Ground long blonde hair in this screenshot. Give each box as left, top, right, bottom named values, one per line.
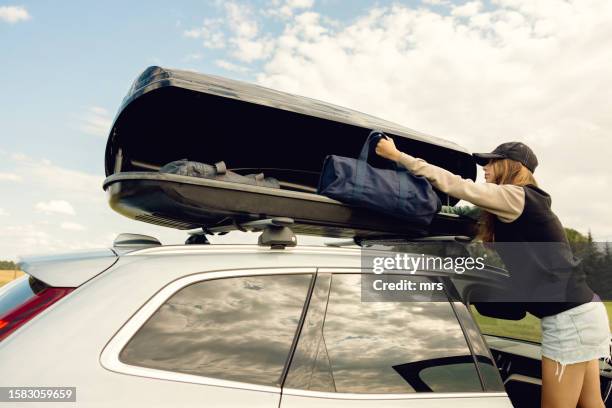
left=477, top=159, right=538, bottom=242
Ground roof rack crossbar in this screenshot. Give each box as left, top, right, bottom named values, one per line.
left=324, top=235, right=473, bottom=248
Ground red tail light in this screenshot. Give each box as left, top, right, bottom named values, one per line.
left=0, top=286, right=74, bottom=342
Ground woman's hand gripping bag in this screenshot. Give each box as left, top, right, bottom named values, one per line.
left=317, top=130, right=442, bottom=227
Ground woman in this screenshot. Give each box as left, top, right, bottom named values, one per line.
left=375, top=137, right=611, bottom=408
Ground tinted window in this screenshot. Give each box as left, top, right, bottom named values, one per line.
left=286, top=274, right=482, bottom=393
left=120, top=274, right=312, bottom=386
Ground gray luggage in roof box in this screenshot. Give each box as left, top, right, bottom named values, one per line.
left=103, top=66, right=478, bottom=239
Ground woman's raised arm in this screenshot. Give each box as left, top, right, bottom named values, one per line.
left=396, top=151, right=525, bottom=222
left=374, top=135, right=525, bottom=222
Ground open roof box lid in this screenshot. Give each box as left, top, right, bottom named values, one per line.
left=103, top=66, right=478, bottom=240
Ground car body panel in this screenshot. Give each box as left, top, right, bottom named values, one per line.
left=280, top=391, right=513, bottom=408
left=16, top=248, right=118, bottom=287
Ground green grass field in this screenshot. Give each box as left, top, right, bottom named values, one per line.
left=472, top=303, right=612, bottom=343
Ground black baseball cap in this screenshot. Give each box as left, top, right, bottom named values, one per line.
left=472, top=142, right=538, bottom=173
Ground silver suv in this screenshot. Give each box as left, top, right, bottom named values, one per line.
left=1, top=237, right=518, bottom=407
left=5, top=233, right=610, bottom=407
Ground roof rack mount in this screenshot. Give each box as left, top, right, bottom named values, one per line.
left=189, top=217, right=297, bottom=249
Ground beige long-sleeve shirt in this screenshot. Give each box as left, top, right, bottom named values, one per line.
left=396, top=152, right=526, bottom=223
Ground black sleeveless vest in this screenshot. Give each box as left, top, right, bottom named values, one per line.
left=492, top=184, right=594, bottom=318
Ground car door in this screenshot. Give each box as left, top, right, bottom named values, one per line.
left=100, top=267, right=315, bottom=408
left=280, top=269, right=513, bottom=408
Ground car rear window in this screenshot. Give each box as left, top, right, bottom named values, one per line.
left=119, top=274, right=312, bottom=387
left=0, top=275, right=48, bottom=317
left=285, top=273, right=483, bottom=394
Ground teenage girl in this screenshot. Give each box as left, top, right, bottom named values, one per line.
left=375, top=136, right=611, bottom=408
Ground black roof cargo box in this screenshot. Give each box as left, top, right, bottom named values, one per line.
left=103, top=66, right=478, bottom=239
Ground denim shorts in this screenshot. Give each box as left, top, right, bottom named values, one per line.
left=541, top=294, right=612, bottom=381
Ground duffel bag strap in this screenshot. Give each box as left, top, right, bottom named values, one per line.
left=353, top=130, right=388, bottom=201
left=214, top=161, right=227, bottom=175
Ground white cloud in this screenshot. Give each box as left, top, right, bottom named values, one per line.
left=183, top=18, right=226, bottom=49
left=89, top=106, right=108, bottom=115
left=183, top=53, right=203, bottom=62
left=0, top=6, right=30, bottom=23
left=80, top=106, right=112, bottom=137
left=2, top=225, right=51, bottom=250
left=11, top=153, right=27, bottom=161
left=246, top=0, right=612, bottom=239
left=60, top=222, right=86, bottom=231
left=215, top=59, right=251, bottom=73
left=35, top=200, right=76, bottom=216
left=13, top=154, right=104, bottom=201
left=230, top=37, right=275, bottom=62
left=1, top=224, right=107, bottom=260
left=422, top=0, right=450, bottom=5
left=225, top=2, right=259, bottom=39
left=225, top=2, right=275, bottom=62
left=451, top=1, right=482, bottom=17
left=184, top=2, right=274, bottom=62
left=288, top=0, right=313, bottom=8
left=267, top=0, right=315, bottom=19
left=0, top=153, right=190, bottom=260
left=0, top=172, right=22, bottom=182
left=184, top=29, right=200, bottom=38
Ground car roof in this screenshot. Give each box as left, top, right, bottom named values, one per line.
left=18, top=243, right=509, bottom=288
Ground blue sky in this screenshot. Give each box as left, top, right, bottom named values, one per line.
left=0, top=0, right=429, bottom=173
left=1, top=0, right=611, bottom=260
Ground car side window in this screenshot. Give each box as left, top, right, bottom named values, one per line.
left=119, top=274, right=312, bottom=387
left=285, top=273, right=483, bottom=394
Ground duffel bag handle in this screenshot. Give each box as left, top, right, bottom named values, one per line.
left=354, top=130, right=410, bottom=203
left=358, top=130, right=401, bottom=170
left=358, top=130, right=384, bottom=163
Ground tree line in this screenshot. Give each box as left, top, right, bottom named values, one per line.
left=565, top=228, right=612, bottom=301
left=0, top=260, right=17, bottom=270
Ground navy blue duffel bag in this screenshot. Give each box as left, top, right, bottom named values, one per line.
left=317, top=130, right=441, bottom=226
